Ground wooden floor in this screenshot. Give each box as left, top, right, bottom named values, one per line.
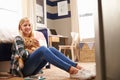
left=0, top=62, right=96, bottom=80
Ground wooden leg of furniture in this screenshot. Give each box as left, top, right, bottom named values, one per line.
left=64, top=49, right=66, bottom=55
left=71, top=47, right=75, bottom=61
left=59, top=47, right=61, bottom=52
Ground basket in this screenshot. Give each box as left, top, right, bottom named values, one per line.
left=79, top=42, right=95, bottom=62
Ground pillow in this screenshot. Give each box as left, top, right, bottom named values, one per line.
left=34, top=31, right=47, bottom=47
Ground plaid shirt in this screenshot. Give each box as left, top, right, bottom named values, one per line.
left=10, top=36, right=29, bottom=77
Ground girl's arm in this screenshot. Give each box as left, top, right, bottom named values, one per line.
left=14, top=36, right=29, bottom=60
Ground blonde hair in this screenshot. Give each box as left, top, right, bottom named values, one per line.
left=18, top=17, right=33, bottom=37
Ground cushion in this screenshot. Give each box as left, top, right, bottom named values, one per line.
left=34, top=31, right=47, bottom=47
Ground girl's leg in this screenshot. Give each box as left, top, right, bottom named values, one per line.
left=49, top=47, right=77, bottom=67
left=37, top=46, right=71, bottom=72
left=22, top=46, right=71, bottom=76
left=32, top=60, right=47, bottom=75
left=22, top=51, right=47, bottom=77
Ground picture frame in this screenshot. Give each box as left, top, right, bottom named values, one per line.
left=35, top=0, right=46, bottom=29
left=36, top=1, right=44, bottom=24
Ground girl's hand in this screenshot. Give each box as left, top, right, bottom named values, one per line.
left=18, top=58, right=24, bottom=69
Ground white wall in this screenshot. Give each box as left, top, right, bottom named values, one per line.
left=0, top=0, right=22, bottom=35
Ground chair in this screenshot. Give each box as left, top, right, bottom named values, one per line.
left=59, top=32, right=79, bottom=61
left=37, top=28, right=50, bottom=68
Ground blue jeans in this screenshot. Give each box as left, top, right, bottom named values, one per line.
left=22, top=46, right=77, bottom=76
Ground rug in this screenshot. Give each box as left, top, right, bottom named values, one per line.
left=0, top=62, right=96, bottom=80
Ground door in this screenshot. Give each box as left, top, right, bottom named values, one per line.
left=95, top=0, right=120, bottom=80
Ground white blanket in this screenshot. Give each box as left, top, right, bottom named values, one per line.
left=0, top=29, right=19, bottom=43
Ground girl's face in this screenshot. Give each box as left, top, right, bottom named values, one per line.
left=20, top=20, right=32, bottom=37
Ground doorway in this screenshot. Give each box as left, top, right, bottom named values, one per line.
left=76, top=0, right=97, bottom=77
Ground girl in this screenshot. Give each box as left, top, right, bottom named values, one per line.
left=10, top=17, right=95, bottom=80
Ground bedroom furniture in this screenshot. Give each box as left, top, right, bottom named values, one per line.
left=59, top=32, right=78, bottom=61
left=0, top=28, right=50, bottom=72
left=49, top=35, right=68, bottom=47
left=79, top=42, right=95, bottom=62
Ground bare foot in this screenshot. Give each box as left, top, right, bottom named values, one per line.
left=76, top=64, right=82, bottom=70
left=69, top=66, right=79, bottom=74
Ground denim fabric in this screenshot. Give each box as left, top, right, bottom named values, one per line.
left=22, top=46, right=77, bottom=76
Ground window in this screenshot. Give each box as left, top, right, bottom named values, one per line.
left=77, top=0, right=96, bottom=41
